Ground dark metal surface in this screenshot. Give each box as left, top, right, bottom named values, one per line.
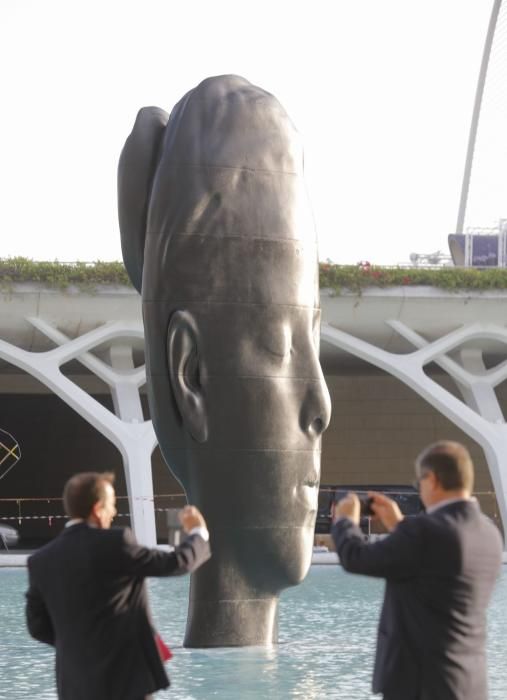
left=118, top=75, right=331, bottom=647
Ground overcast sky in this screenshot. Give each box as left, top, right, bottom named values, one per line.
left=0, top=1, right=495, bottom=265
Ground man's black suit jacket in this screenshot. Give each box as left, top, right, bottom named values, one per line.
left=25, top=523, right=211, bottom=700
left=332, top=500, right=503, bottom=700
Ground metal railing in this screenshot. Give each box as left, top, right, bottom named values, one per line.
left=0, top=493, right=187, bottom=527
left=0, top=489, right=501, bottom=533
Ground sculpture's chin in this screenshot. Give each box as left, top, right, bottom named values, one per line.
left=275, top=524, right=314, bottom=586
left=234, top=523, right=315, bottom=592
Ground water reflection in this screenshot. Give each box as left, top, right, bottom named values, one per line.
left=1, top=566, right=506, bottom=699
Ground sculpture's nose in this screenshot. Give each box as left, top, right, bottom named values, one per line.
left=300, top=362, right=331, bottom=438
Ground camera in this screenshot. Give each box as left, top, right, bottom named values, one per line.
left=360, top=496, right=374, bottom=517
left=334, top=490, right=375, bottom=518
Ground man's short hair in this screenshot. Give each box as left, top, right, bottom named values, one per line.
left=63, top=472, right=115, bottom=519
left=416, top=441, right=474, bottom=493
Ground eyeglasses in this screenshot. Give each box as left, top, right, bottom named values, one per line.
left=412, top=472, right=430, bottom=490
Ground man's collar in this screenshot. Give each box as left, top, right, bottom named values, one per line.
left=426, top=496, right=476, bottom=514
left=65, top=518, right=84, bottom=528
left=65, top=518, right=98, bottom=529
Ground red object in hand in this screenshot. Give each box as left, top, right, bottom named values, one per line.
left=155, top=633, right=173, bottom=662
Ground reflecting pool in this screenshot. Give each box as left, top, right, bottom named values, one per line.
left=1, top=566, right=506, bottom=699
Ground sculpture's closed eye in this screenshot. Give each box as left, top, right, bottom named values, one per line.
left=262, top=324, right=292, bottom=360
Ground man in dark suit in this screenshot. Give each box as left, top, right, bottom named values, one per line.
left=25, top=471, right=211, bottom=700
left=332, top=440, right=503, bottom=700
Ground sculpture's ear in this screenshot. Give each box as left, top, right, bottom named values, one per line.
left=167, top=311, right=208, bottom=443
left=117, top=106, right=169, bottom=293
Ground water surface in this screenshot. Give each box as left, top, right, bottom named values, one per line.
left=1, top=566, right=506, bottom=699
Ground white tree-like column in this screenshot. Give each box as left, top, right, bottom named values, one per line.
left=321, top=320, right=507, bottom=546
left=0, top=319, right=158, bottom=545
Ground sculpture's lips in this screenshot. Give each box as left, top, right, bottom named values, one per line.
left=297, top=471, right=319, bottom=524
left=302, top=474, right=319, bottom=489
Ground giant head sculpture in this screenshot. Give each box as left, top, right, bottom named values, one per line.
left=118, top=75, right=331, bottom=647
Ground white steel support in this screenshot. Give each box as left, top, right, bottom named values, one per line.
left=321, top=320, right=507, bottom=547
left=464, top=233, right=473, bottom=267
left=498, top=228, right=507, bottom=268
left=0, top=319, right=158, bottom=545
left=109, top=344, right=156, bottom=547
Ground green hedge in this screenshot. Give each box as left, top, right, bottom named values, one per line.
left=2, top=257, right=507, bottom=293
left=319, top=263, right=507, bottom=294
left=0, top=257, right=131, bottom=290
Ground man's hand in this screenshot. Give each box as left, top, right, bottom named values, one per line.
left=179, top=505, right=207, bottom=533
left=333, top=492, right=360, bottom=526
left=368, top=492, right=403, bottom=532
